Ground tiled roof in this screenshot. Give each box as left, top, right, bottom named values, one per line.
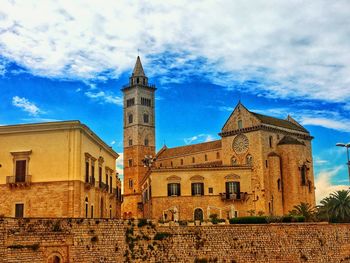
left=278, top=136, right=305, bottom=146
left=250, top=112, right=308, bottom=133
left=157, top=140, right=222, bottom=160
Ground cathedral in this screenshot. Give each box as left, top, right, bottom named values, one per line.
left=122, top=57, right=316, bottom=221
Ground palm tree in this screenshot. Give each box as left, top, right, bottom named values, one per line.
left=317, top=190, right=350, bottom=223
left=317, top=196, right=332, bottom=222
left=289, top=202, right=316, bottom=221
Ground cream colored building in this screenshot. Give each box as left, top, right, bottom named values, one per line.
left=0, top=121, right=122, bottom=218
left=123, top=57, right=316, bottom=221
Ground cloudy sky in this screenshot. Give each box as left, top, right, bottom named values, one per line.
left=0, top=1, right=349, bottom=202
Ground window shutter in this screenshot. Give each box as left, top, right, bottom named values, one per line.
left=236, top=182, right=241, bottom=199
left=191, top=183, right=194, bottom=195
left=177, top=183, right=181, bottom=196
left=201, top=183, right=204, bottom=195
left=225, top=182, right=229, bottom=199
left=15, top=160, right=26, bottom=182
left=167, top=184, right=171, bottom=196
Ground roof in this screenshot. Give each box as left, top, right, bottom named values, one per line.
left=250, top=112, right=309, bottom=133
left=278, top=136, right=305, bottom=146
left=132, top=56, right=145, bottom=77
left=156, top=140, right=222, bottom=160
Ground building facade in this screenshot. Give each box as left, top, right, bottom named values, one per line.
left=123, top=57, right=316, bottom=221
left=0, top=121, right=122, bottom=218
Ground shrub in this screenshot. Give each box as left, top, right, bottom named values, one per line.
left=154, top=232, right=172, bottom=240
left=229, top=216, right=267, bottom=224
left=282, top=215, right=305, bottom=223
left=178, top=220, right=187, bottom=226
left=91, top=236, right=98, bottom=243
left=52, top=220, right=62, bottom=232
left=137, top=218, right=148, bottom=228
left=194, top=258, right=208, bottom=263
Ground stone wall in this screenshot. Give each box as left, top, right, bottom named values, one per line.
left=0, top=218, right=349, bottom=263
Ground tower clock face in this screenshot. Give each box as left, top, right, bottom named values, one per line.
left=232, top=134, right=249, bottom=154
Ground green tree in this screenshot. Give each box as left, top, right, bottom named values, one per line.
left=289, top=202, right=316, bottom=221
left=318, top=190, right=350, bottom=223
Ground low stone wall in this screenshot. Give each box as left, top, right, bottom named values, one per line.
left=0, top=218, right=349, bottom=262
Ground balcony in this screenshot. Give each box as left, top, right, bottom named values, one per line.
left=98, top=182, right=109, bottom=192
left=220, top=192, right=246, bottom=201
left=6, top=175, right=31, bottom=187
left=84, top=176, right=95, bottom=189
left=122, top=83, right=156, bottom=91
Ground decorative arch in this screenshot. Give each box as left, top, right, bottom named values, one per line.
left=194, top=207, right=204, bottom=221
left=246, top=154, right=253, bottom=165
left=47, top=253, right=63, bottom=263
left=231, top=155, right=237, bottom=166
left=225, top=174, right=240, bottom=180
left=166, top=175, right=181, bottom=182
left=189, top=175, right=204, bottom=182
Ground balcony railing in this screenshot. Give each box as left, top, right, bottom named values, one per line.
left=220, top=192, right=244, bottom=201
left=84, top=176, right=95, bottom=189
left=6, top=175, right=32, bottom=186
left=122, top=83, right=156, bottom=90
left=99, top=182, right=109, bottom=192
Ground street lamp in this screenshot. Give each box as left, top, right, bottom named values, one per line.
left=336, top=143, right=350, bottom=185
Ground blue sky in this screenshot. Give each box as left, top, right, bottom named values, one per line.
left=0, top=1, right=349, bottom=202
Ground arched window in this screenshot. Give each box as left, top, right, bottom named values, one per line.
left=128, top=114, right=133, bottom=124
left=192, top=157, right=195, bottom=163
left=143, top=114, right=149, bottom=123
left=180, top=159, right=184, bottom=165
left=85, top=197, right=88, bottom=218
left=300, top=164, right=307, bottom=186
left=216, top=152, right=220, bottom=159
left=277, top=179, right=281, bottom=191
left=231, top=157, right=237, bottom=166
left=308, top=180, right=312, bottom=193
left=137, top=77, right=139, bottom=84
left=204, top=154, right=208, bottom=161
left=144, top=137, right=149, bottom=146
left=269, top=136, right=273, bottom=148
left=246, top=154, right=253, bottom=165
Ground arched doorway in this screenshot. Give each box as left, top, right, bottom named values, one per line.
left=194, top=208, right=204, bottom=221
left=47, top=254, right=62, bottom=263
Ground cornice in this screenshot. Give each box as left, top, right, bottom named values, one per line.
left=0, top=121, right=119, bottom=159
left=150, top=165, right=252, bottom=173
left=219, top=124, right=313, bottom=140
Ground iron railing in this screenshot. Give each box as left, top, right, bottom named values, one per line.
left=6, top=175, right=32, bottom=184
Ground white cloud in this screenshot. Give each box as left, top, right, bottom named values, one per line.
left=0, top=1, right=349, bottom=103
left=300, top=117, right=350, bottom=133
left=85, top=91, right=123, bottom=106
left=12, top=96, right=40, bottom=116
left=184, top=133, right=216, bottom=145
left=315, top=166, right=349, bottom=204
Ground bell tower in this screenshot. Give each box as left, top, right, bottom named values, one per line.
left=122, top=56, right=156, bottom=218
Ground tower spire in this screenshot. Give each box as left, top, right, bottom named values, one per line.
left=132, top=56, right=145, bottom=77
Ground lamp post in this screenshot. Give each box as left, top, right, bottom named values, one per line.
left=336, top=143, right=350, bottom=185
